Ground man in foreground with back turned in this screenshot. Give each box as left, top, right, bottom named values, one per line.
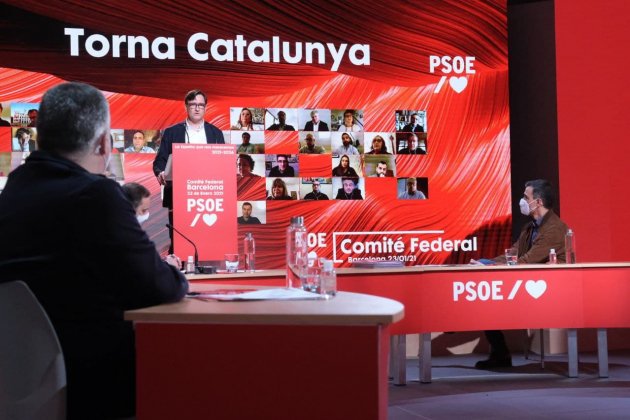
left=471, top=179, right=568, bottom=369
left=0, top=82, right=188, bottom=419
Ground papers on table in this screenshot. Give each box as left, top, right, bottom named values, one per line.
left=188, top=288, right=324, bottom=301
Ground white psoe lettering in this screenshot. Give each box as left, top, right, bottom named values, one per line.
left=187, top=198, right=224, bottom=212
left=453, top=280, right=503, bottom=302
left=429, top=56, right=476, bottom=74
left=453, top=279, right=547, bottom=301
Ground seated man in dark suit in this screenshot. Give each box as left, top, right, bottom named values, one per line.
left=267, top=110, right=295, bottom=131
left=303, top=110, right=329, bottom=131
left=303, top=180, right=329, bottom=200
left=397, top=133, right=426, bottom=154
left=335, top=177, right=363, bottom=200
left=122, top=182, right=152, bottom=224
left=471, top=179, right=568, bottom=369
left=268, top=154, right=296, bottom=177
left=0, top=82, right=188, bottom=419
left=401, top=113, right=424, bottom=132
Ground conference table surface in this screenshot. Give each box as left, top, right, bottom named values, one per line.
left=187, top=262, right=630, bottom=382
left=126, top=284, right=404, bottom=420
left=126, top=283, right=405, bottom=325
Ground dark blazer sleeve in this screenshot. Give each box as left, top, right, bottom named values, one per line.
left=153, top=124, right=182, bottom=176
left=204, top=122, right=225, bottom=144
left=320, top=122, right=330, bottom=131
left=304, top=121, right=314, bottom=131
left=73, top=178, right=188, bottom=308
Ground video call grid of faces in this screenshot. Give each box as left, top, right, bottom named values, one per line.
left=0, top=102, right=430, bottom=225
left=233, top=108, right=430, bottom=225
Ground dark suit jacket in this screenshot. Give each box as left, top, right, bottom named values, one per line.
left=237, top=216, right=261, bottom=224
left=304, top=192, right=329, bottom=200
left=492, top=209, right=568, bottom=264
left=303, top=121, right=329, bottom=131
left=397, top=147, right=426, bottom=155
left=268, top=165, right=295, bottom=177
left=0, top=151, right=188, bottom=418
left=267, top=123, right=296, bottom=131
left=153, top=121, right=225, bottom=208
left=401, top=123, right=424, bottom=133
left=335, top=188, right=363, bottom=200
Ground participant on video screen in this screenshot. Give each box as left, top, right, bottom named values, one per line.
left=267, top=110, right=295, bottom=131
left=237, top=132, right=256, bottom=153
left=0, top=103, right=11, bottom=126
left=237, top=201, right=262, bottom=224
left=27, top=109, right=38, bottom=127
left=337, top=109, right=362, bottom=132
left=397, top=133, right=426, bottom=155
left=369, top=160, right=389, bottom=177
left=237, top=154, right=261, bottom=179
left=401, top=113, right=424, bottom=133
left=365, top=134, right=391, bottom=155
left=303, top=180, right=329, bottom=200
left=268, top=154, right=295, bottom=177
left=232, top=107, right=257, bottom=130
left=299, top=133, right=325, bottom=154
left=267, top=178, right=293, bottom=200
left=398, top=177, right=426, bottom=199
left=12, top=127, right=37, bottom=152
left=332, top=154, right=359, bottom=177
left=124, top=130, right=155, bottom=153
left=304, top=110, right=329, bottom=131
left=334, top=132, right=359, bottom=155
left=335, top=177, right=363, bottom=200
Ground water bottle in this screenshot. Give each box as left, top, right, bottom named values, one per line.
left=549, top=248, right=557, bottom=264
left=320, top=259, right=337, bottom=299
left=565, top=229, right=576, bottom=264
left=244, top=232, right=256, bottom=272
left=286, top=216, right=308, bottom=288
left=186, top=256, right=195, bottom=274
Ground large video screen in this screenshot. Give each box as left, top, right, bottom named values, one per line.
left=0, top=1, right=511, bottom=268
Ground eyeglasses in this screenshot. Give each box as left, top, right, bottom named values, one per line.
left=187, top=103, right=206, bottom=109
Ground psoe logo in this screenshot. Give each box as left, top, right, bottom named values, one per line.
left=187, top=198, right=224, bottom=227
left=453, top=279, right=547, bottom=302
left=429, top=55, right=475, bottom=93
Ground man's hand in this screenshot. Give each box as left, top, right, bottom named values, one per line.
left=165, top=254, right=181, bottom=270
left=157, top=171, right=166, bottom=185
left=469, top=259, right=484, bottom=266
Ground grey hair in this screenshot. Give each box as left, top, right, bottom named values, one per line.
left=37, top=82, right=110, bottom=155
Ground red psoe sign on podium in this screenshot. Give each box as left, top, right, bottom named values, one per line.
left=172, top=144, right=237, bottom=260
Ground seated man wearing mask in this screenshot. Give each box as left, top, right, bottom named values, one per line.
left=0, top=82, right=188, bottom=419
left=471, top=179, right=568, bottom=369
left=122, top=182, right=152, bottom=224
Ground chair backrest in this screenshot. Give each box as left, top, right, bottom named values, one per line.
left=0, top=281, right=66, bottom=420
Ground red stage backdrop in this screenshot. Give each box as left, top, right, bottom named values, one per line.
left=0, top=0, right=511, bottom=268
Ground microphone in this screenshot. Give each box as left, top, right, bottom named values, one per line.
left=166, top=223, right=198, bottom=272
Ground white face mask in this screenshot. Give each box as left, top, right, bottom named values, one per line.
left=519, top=198, right=539, bottom=216
left=136, top=212, right=150, bottom=224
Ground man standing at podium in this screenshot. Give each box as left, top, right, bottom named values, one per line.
left=472, top=179, right=568, bottom=369
left=153, top=89, right=224, bottom=253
